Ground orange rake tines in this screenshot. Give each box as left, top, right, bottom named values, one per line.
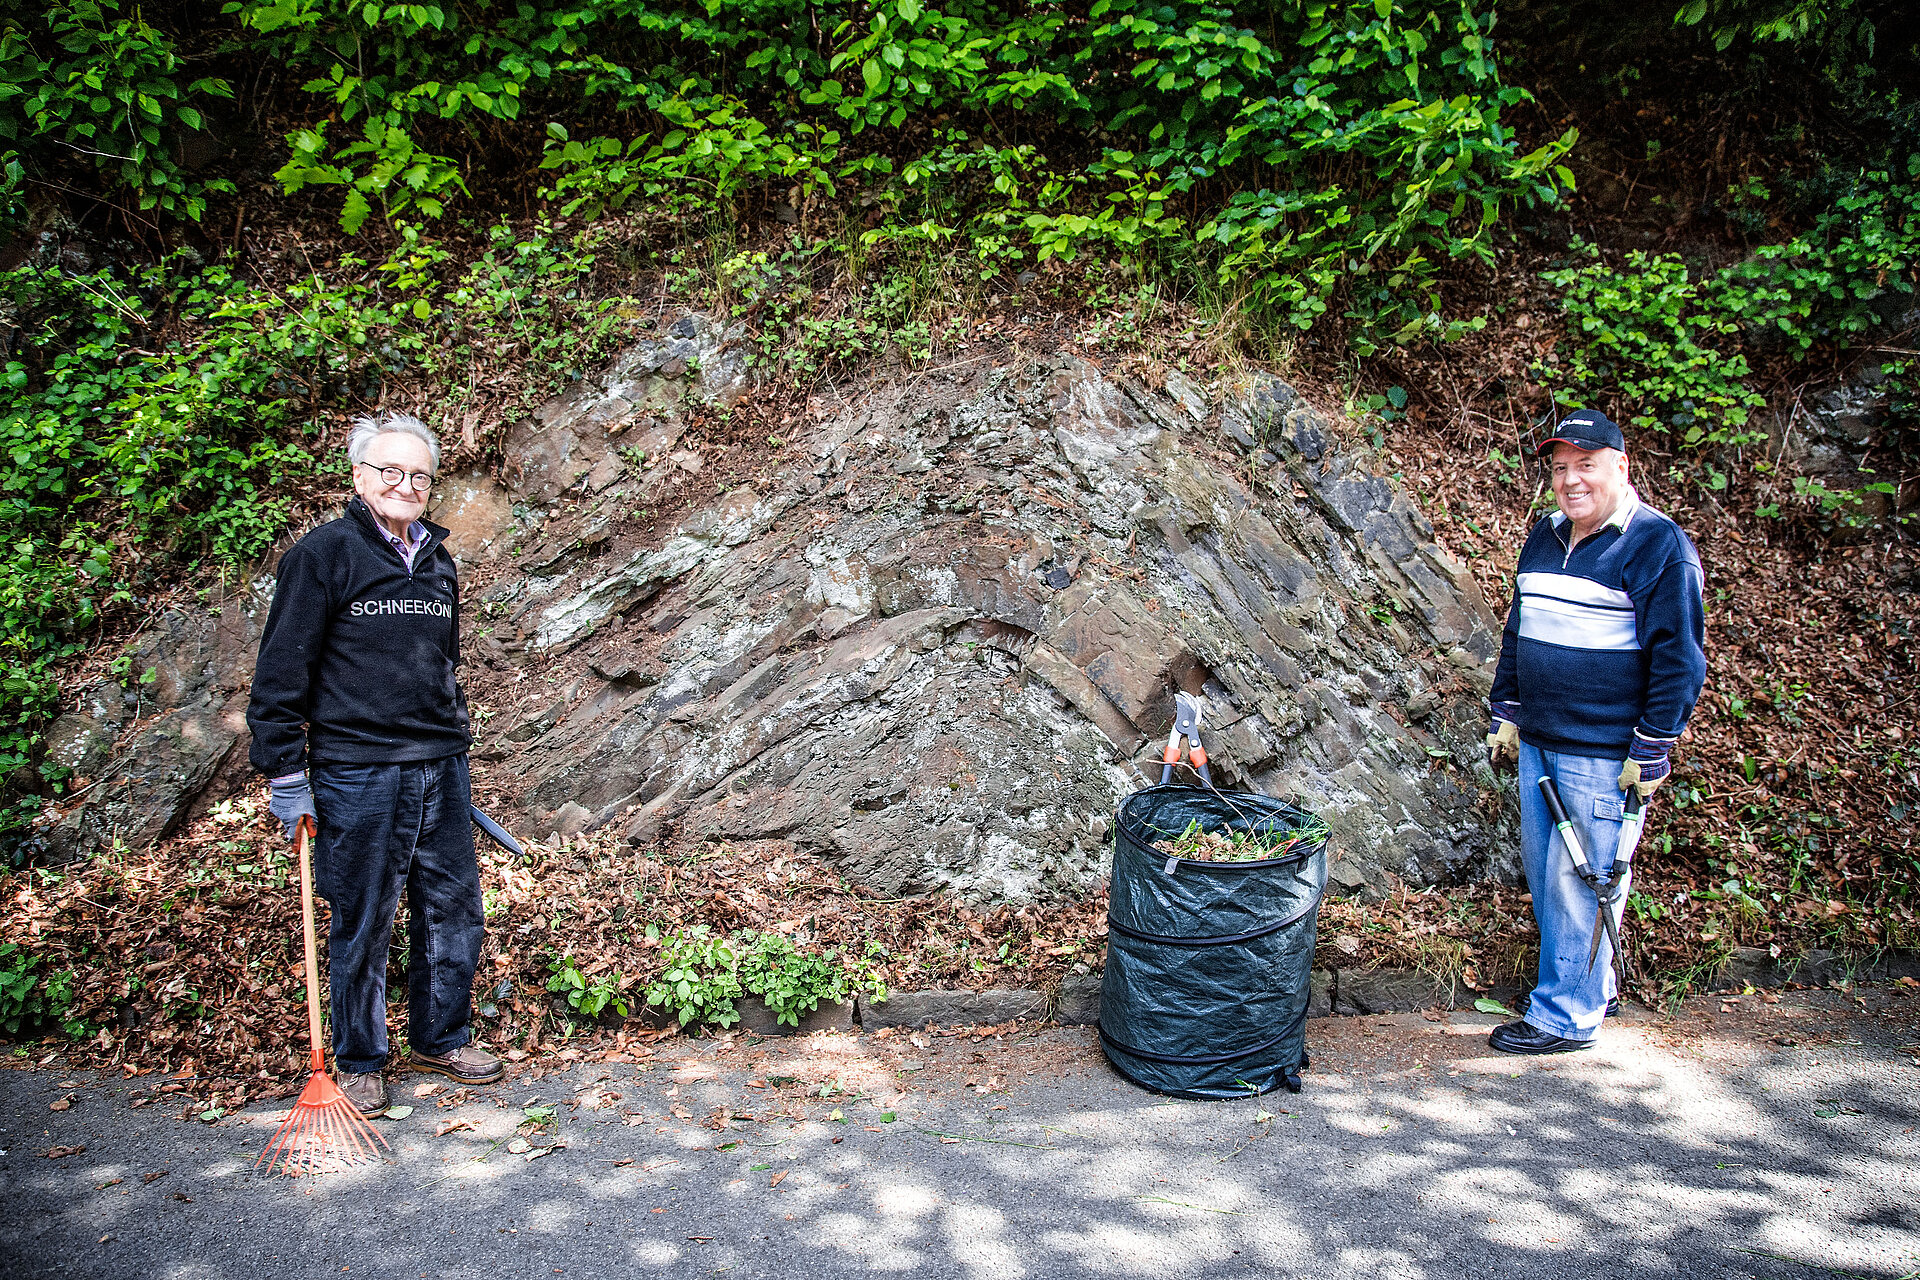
left=256, top=817, right=388, bottom=1177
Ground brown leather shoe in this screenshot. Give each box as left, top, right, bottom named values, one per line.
left=337, top=1071, right=389, bottom=1117
left=409, top=1044, right=504, bottom=1085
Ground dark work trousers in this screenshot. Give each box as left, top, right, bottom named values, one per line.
left=311, top=755, right=483, bottom=1074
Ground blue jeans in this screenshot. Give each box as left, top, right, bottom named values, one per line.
left=1518, top=741, right=1642, bottom=1041
left=311, top=755, right=483, bottom=1074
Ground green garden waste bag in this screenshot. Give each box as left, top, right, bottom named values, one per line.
left=1098, top=784, right=1328, bottom=1099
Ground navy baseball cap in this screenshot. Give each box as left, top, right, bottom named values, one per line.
left=1537, top=408, right=1625, bottom=456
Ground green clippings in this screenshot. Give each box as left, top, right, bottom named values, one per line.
left=1474, top=998, right=1517, bottom=1017
left=878, top=1112, right=896, bottom=1123
left=749, top=1162, right=772, bottom=1171
left=381, top=1105, right=414, bottom=1120
left=1150, top=815, right=1330, bottom=864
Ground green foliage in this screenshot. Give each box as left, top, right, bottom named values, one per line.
left=736, top=930, right=888, bottom=1026
left=0, top=942, right=84, bottom=1038
left=643, top=925, right=888, bottom=1029
left=0, top=2, right=235, bottom=228
left=1672, top=0, right=1881, bottom=67
left=0, top=0, right=1570, bottom=351
left=1537, top=241, right=1767, bottom=447
left=1715, top=157, right=1920, bottom=351
left=545, top=952, right=629, bottom=1018
left=1541, top=155, right=1920, bottom=517
left=644, top=925, right=743, bottom=1028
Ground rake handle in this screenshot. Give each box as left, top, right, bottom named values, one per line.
left=296, top=816, right=325, bottom=1074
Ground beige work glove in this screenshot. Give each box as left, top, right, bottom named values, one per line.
left=1486, top=719, right=1518, bottom=770
left=1617, top=756, right=1670, bottom=800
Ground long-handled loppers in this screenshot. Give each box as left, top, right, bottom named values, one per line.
left=1159, top=691, right=1213, bottom=787
left=1536, top=777, right=1646, bottom=994
left=255, top=816, right=388, bottom=1177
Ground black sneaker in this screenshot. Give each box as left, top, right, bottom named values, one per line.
left=1488, top=1019, right=1593, bottom=1055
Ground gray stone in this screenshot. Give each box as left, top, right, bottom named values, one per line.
left=429, top=471, right=518, bottom=562
left=551, top=802, right=593, bottom=839
left=1055, top=974, right=1102, bottom=1026
left=1307, top=968, right=1333, bottom=1019
left=1335, top=968, right=1455, bottom=1014
left=858, top=988, right=1050, bottom=1029
left=43, top=580, right=271, bottom=861
left=494, top=347, right=1516, bottom=898
left=733, top=997, right=855, bottom=1036
left=1872, top=950, right=1920, bottom=982
left=1717, top=946, right=1863, bottom=991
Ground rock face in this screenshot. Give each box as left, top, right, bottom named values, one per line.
left=49, top=315, right=1518, bottom=899
left=38, top=579, right=271, bottom=861
left=472, top=327, right=1514, bottom=899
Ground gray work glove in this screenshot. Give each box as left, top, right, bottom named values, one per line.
left=267, top=773, right=316, bottom=841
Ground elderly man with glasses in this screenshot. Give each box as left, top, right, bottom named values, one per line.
left=246, top=411, right=500, bottom=1116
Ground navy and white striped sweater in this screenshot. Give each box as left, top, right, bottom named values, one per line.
left=1491, top=489, right=1707, bottom=760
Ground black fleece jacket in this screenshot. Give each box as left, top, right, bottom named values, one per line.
left=247, top=497, right=472, bottom=775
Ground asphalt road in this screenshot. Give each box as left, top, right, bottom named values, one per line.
left=4, top=990, right=1917, bottom=1280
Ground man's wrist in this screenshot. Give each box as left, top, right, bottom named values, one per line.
left=1489, top=700, right=1521, bottom=727
left=1628, top=731, right=1674, bottom=763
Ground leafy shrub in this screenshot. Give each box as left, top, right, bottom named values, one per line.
left=1540, top=158, right=1920, bottom=479
left=1536, top=241, right=1767, bottom=447
left=0, top=2, right=235, bottom=228
left=643, top=925, right=888, bottom=1029
left=0, top=942, right=84, bottom=1038
left=119, top=0, right=1569, bottom=350
left=644, top=925, right=744, bottom=1028
left=545, top=952, right=629, bottom=1018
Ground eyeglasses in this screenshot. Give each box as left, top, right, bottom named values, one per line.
left=358, top=461, right=434, bottom=492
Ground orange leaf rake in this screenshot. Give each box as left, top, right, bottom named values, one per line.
left=256, top=817, right=388, bottom=1176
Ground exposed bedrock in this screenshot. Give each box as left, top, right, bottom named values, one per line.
left=471, top=329, right=1517, bottom=900
left=46, top=314, right=1520, bottom=898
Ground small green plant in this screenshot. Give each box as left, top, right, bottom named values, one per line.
left=643, top=925, right=888, bottom=1029
left=645, top=925, right=744, bottom=1028
left=736, top=931, right=844, bottom=1027
left=545, top=952, right=629, bottom=1019
left=736, top=931, right=889, bottom=1026
left=0, top=942, right=84, bottom=1037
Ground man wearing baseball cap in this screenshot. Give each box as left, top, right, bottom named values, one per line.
left=1485, top=409, right=1707, bottom=1053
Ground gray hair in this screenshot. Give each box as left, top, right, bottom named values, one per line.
left=347, top=412, right=441, bottom=473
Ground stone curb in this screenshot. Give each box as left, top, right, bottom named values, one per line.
left=1713, top=946, right=1920, bottom=991
left=834, top=951, right=1920, bottom=1032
